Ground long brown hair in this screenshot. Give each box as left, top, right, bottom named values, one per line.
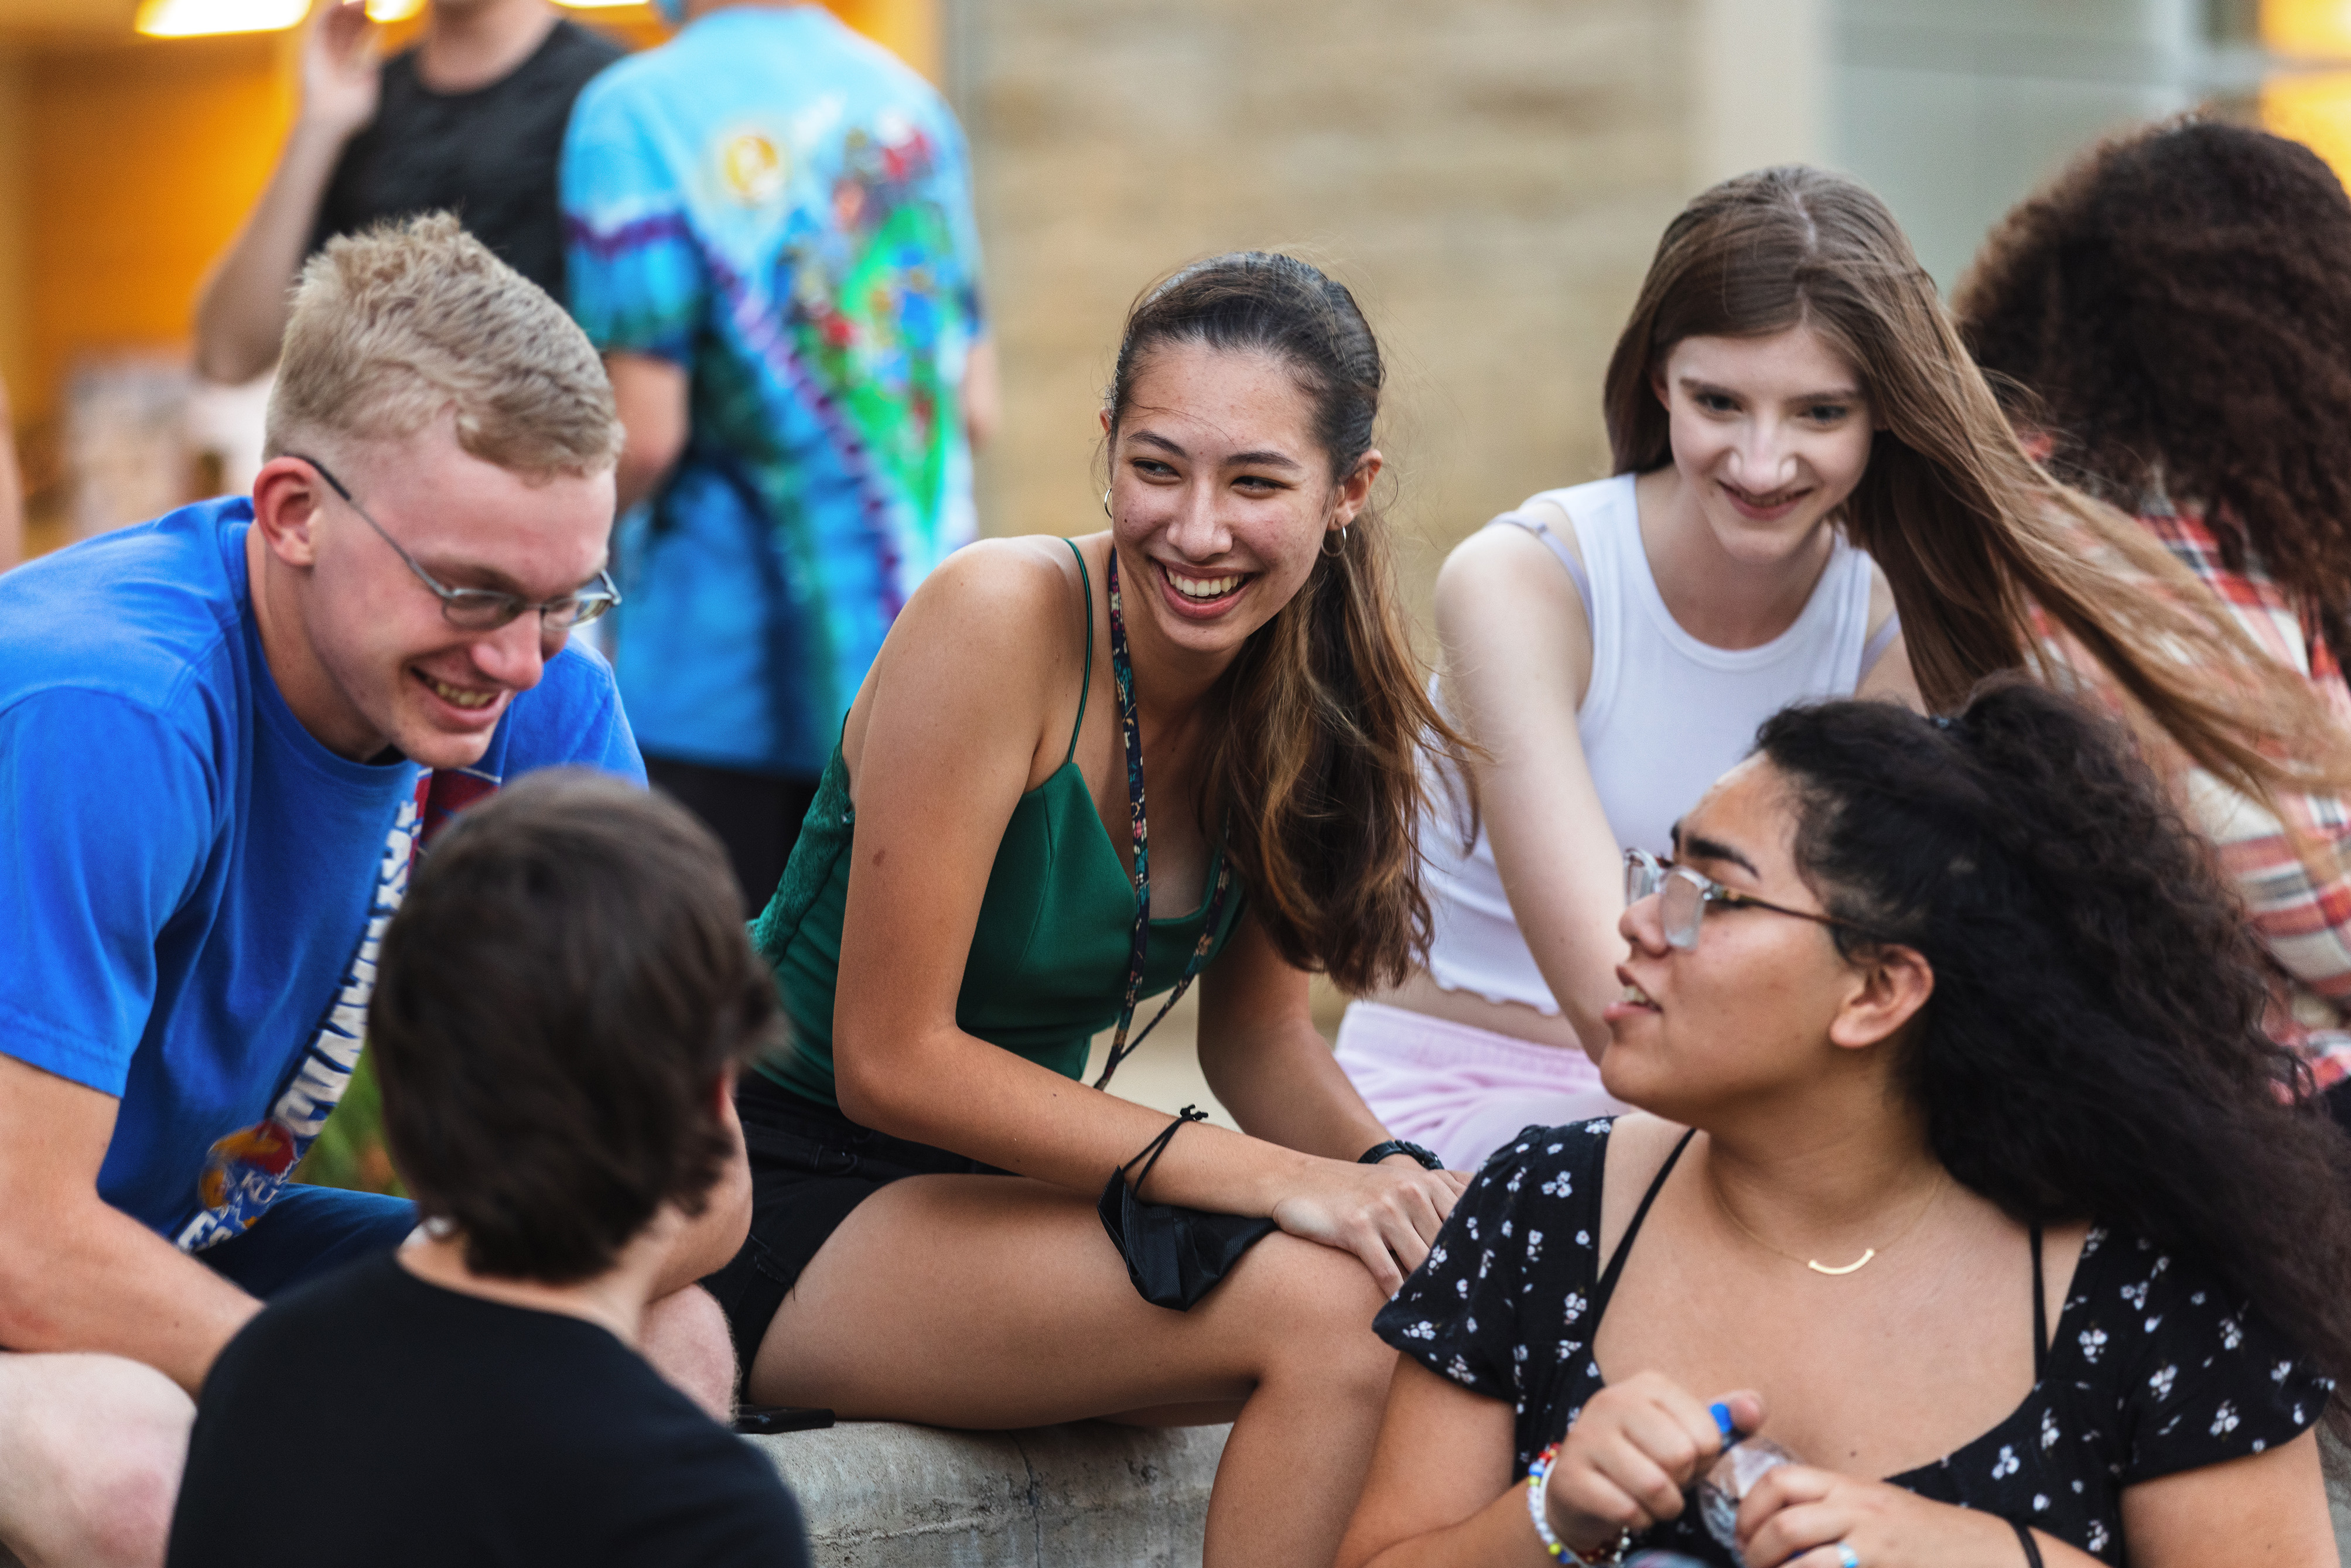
left=1107, top=254, right=1471, bottom=992
left=1602, top=166, right=2351, bottom=803
left=1956, top=118, right=2351, bottom=666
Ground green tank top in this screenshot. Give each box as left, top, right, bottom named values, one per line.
left=750, top=540, right=1248, bottom=1105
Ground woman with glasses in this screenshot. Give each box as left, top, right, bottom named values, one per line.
left=1337, top=681, right=2351, bottom=1568
left=1338, top=163, right=2351, bottom=1176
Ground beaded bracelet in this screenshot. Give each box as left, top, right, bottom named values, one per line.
left=1524, top=1444, right=1631, bottom=1566
left=1525, top=1444, right=1569, bottom=1559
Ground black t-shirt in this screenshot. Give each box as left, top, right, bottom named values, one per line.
left=310, top=18, right=623, bottom=300
left=167, top=1251, right=811, bottom=1568
left=1374, top=1119, right=2333, bottom=1566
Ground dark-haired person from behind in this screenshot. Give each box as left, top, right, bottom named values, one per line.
left=1339, top=682, right=2349, bottom=1568
left=166, top=774, right=811, bottom=1568
left=1956, top=117, right=2351, bottom=1133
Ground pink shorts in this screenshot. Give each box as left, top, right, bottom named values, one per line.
left=1335, top=1000, right=1627, bottom=1172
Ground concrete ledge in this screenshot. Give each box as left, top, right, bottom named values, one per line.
left=744, top=1420, right=1229, bottom=1567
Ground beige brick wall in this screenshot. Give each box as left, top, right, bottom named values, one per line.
left=955, top=0, right=1707, bottom=636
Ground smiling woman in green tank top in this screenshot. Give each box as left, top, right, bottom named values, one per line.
left=701, top=254, right=1473, bottom=1568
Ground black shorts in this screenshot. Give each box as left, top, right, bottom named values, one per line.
left=702, top=1072, right=1006, bottom=1379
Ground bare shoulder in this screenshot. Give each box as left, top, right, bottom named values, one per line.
left=1435, top=507, right=1587, bottom=632
left=856, top=536, right=1090, bottom=770
left=903, top=535, right=1082, bottom=622
left=1597, top=1112, right=1692, bottom=1257
left=1862, top=553, right=1898, bottom=635
left=883, top=537, right=1086, bottom=673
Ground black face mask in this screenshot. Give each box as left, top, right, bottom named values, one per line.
left=1097, top=1107, right=1277, bottom=1311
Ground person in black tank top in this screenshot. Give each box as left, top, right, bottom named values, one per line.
left=1337, top=685, right=2351, bottom=1568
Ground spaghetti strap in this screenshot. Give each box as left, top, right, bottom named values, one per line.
left=1593, top=1127, right=1696, bottom=1323
left=2029, top=1222, right=2048, bottom=1382
left=1062, top=538, right=1094, bottom=766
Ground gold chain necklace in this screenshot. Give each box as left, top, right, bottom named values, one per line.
left=1710, top=1166, right=1946, bottom=1276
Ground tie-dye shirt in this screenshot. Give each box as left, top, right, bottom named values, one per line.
left=562, top=6, right=985, bottom=776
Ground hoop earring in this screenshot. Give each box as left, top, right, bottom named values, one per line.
left=1321, top=524, right=1350, bottom=559
left=1102, top=488, right=1113, bottom=520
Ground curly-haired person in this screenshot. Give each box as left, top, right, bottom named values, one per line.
left=1956, top=118, right=2351, bottom=1122
left=1338, top=682, right=2351, bottom=1568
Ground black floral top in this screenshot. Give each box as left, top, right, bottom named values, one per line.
left=1372, top=1120, right=2332, bottom=1566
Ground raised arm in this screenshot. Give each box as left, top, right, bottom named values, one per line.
left=1432, top=516, right=1624, bottom=1055
left=608, top=353, right=689, bottom=516
left=0, top=1057, right=258, bottom=1392
left=831, top=541, right=1458, bottom=1289
left=192, top=0, right=380, bottom=384
left=0, top=374, right=22, bottom=573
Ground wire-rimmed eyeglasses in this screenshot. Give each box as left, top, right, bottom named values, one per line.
left=288, top=452, right=620, bottom=633
left=1623, top=848, right=1874, bottom=951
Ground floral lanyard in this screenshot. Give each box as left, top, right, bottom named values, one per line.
left=1092, top=545, right=1234, bottom=1091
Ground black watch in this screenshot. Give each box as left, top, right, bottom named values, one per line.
left=1358, top=1138, right=1444, bottom=1171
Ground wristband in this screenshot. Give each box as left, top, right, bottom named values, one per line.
left=1525, top=1443, right=1569, bottom=1559
left=1358, top=1138, right=1444, bottom=1170
left=1524, top=1444, right=1630, bottom=1566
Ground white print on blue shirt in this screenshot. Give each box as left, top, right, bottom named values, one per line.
left=175, top=795, right=419, bottom=1252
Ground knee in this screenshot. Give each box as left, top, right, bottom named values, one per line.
left=641, top=1284, right=737, bottom=1424
left=8, top=1356, right=191, bottom=1568
left=1233, top=1243, right=1397, bottom=1398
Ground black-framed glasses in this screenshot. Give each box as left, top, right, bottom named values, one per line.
left=288, top=453, right=620, bottom=633
left=1623, top=848, right=1871, bottom=952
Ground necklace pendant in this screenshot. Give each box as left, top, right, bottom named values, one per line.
left=1807, top=1248, right=1875, bottom=1276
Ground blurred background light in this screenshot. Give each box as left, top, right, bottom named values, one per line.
left=133, top=0, right=303, bottom=37
left=2262, top=0, right=2351, bottom=56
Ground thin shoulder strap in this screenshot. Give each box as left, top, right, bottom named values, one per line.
left=1491, top=510, right=1597, bottom=628
left=1062, top=537, right=1095, bottom=767
left=1593, top=1128, right=1696, bottom=1320
left=2029, top=1222, right=2048, bottom=1382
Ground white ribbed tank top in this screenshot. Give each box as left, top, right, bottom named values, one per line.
left=1421, top=473, right=1889, bottom=1014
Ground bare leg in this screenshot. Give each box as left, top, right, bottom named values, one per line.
left=0, top=1353, right=193, bottom=1568
left=749, top=1175, right=1398, bottom=1568
left=641, top=1283, right=736, bottom=1423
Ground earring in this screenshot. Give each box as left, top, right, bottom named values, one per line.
left=1321, top=524, right=1349, bottom=559
left=1102, top=488, right=1113, bottom=520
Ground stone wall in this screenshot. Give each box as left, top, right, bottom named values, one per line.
left=950, top=0, right=1707, bottom=632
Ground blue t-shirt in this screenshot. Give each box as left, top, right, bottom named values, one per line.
left=562, top=4, right=986, bottom=777
left=0, top=498, right=645, bottom=1249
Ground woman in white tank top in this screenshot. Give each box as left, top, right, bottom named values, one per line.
left=1337, top=179, right=1919, bottom=1170
left=1344, top=169, right=2351, bottom=1176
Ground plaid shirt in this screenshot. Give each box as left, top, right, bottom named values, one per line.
left=2128, top=509, right=2351, bottom=1089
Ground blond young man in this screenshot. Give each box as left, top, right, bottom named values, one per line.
left=0, top=214, right=741, bottom=1568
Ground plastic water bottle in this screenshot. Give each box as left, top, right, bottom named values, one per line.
left=1694, top=1402, right=1799, bottom=1565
